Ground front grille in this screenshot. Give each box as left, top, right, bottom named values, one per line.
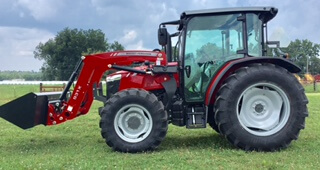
left=106, top=80, right=120, bottom=100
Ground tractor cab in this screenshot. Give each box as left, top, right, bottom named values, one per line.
left=159, top=7, right=278, bottom=103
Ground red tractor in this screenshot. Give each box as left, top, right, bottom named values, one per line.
left=0, top=7, right=308, bottom=152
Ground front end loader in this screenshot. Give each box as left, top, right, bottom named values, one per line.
left=0, top=7, right=308, bottom=153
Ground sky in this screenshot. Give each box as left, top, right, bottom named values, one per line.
left=0, top=0, right=319, bottom=71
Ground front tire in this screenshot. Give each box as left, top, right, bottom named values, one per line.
left=215, top=64, right=308, bottom=151
left=208, top=105, right=220, bottom=133
left=100, top=89, right=168, bottom=153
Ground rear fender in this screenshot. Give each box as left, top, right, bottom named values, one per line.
left=205, top=57, right=301, bottom=105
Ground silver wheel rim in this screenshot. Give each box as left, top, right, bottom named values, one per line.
left=114, top=104, right=153, bottom=143
left=236, top=82, right=290, bottom=136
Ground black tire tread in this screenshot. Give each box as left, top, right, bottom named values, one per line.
left=100, top=88, right=168, bottom=153
left=215, top=64, right=308, bottom=151
left=207, top=105, right=220, bottom=133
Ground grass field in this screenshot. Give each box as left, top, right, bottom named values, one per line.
left=0, top=85, right=319, bottom=169
left=304, top=83, right=320, bottom=93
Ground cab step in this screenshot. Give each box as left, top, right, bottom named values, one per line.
left=186, top=106, right=207, bottom=128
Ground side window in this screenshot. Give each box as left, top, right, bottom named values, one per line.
left=184, top=14, right=244, bottom=102
left=247, top=14, right=263, bottom=56
left=229, top=30, right=244, bottom=56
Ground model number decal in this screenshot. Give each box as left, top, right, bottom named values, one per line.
left=73, top=86, right=82, bottom=100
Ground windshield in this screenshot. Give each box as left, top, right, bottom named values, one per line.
left=184, top=14, right=244, bottom=102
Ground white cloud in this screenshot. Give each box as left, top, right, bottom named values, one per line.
left=118, top=30, right=148, bottom=50
left=188, top=0, right=226, bottom=9
left=90, top=0, right=106, bottom=15
left=0, top=27, right=54, bottom=71
left=14, top=0, right=63, bottom=21
left=125, top=40, right=147, bottom=50
left=19, top=11, right=25, bottom=18
left=227, top=0, right=238, bottom=6
left=119, top=30, right=138, bottom=44
left=269, top=27, right=290, bottom=47
left=148, top=3, right=179, bottom=25
left=192, top=0, right=208, bottom=6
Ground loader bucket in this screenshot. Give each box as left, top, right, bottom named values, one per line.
left=0, top=92, right=61, bottom=129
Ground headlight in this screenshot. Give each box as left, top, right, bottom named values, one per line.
left=106, top=74, right=122, bottom=82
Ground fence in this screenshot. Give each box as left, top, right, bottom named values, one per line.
left=0, top=81, right=68, bottom=85
left=301, top=81, right=319, bottom=93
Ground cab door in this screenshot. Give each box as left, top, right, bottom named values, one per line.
left=183, top=14, right=244, bottom=102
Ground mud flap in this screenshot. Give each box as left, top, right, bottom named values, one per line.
left=0, top=92, right=60, bottom=129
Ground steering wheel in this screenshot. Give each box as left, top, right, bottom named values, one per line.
left=152, top=49, right=161, bottom=52
left=197, top=49, right=213, bottom=66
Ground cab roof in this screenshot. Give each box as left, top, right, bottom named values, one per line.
left=181, top=6, right=278, bottom=23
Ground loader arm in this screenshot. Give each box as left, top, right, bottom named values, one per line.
left=0, top=51, right=167, bottom=129
left=49, top=51, right=168, bottom=126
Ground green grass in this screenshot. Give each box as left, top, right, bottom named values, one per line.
left=0, top=85, right=319, bottom=169
left=303, top=83, right=320, bottom=93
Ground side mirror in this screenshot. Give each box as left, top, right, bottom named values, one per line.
left=266, top=41, right=281, bottom=48
left=267, top=41, right=289, bottom=59
left=158, top=27, right=168, bottom=46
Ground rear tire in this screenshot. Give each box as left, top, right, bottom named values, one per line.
left=215, top=64, right=308, bottom=151
left=100, top=89, right=168, bottom=153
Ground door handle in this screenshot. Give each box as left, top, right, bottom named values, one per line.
left=185, top=65, right=191, bottom=78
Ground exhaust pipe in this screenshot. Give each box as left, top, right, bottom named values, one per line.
left=0, top=92, right=61, bottom=129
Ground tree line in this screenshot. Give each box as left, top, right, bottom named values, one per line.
left=0, top=71, right=42, bottom=81
left=285, top=39, right=320, bottom=75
